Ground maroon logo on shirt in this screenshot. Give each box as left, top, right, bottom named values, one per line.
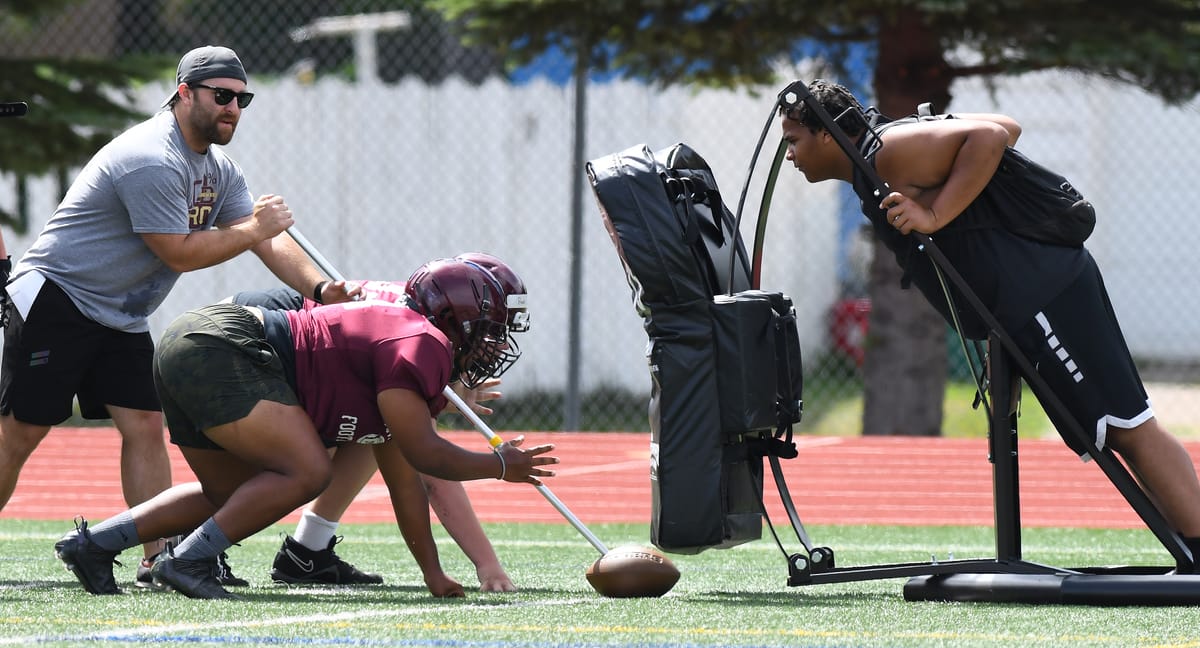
left=188, top=172, right=218, bottom=230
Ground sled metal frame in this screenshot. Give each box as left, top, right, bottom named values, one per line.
left=757, top=80, right=1200, bottom=604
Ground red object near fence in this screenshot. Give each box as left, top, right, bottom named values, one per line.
left=830, top=297, right=871, bottom=366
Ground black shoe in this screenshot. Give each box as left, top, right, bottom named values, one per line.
left=215, top=551, right=249, bottom=586
left=54, top=517, right=122, bottom=595
left=270, top=535, right=384, bottom=585
left=136, top=537, right=246, bottom=588
left=151, top=548, right=238, bottom=600
left=135, top=535, right=183, bottom=589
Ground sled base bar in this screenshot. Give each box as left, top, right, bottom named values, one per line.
left=790, top=558, right=1070, bottom=587
left=904, top=569, right=1200, bottom=605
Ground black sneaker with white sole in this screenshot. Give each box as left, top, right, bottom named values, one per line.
left=150, top=548, right=238, bottom=600
left=54, top=517, right=122, bottom=595
left=270, top=535, right=384, bottom=585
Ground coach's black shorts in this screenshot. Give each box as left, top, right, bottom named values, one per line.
left=0, top=278, right=159, bottom=424
left=153, top=303, right=298, bottom=450
left=1011, top=257, right=1150, bottom=459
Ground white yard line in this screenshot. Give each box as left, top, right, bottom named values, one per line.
left=0, top=597, right=596, bottom=645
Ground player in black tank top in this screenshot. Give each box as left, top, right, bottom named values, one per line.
left=780, top=79, right=1200, bottom=561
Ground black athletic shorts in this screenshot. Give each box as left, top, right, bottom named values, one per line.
left=153, top=303, right=299, bottom=450
left=1011, top=257, right=1150, bottom=459
left=0, top=278, right=160, bottom=424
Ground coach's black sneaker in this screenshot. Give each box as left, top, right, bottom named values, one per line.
left=270, top=535, right=384, bottom=585
left=151, top=548, right=238, bottom=600
left=55, top=517, right=122, bottom=595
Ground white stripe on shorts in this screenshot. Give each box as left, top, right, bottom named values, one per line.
left=1035, top=312, right=1084, bottom=383
left=1035, top=311, right=1157, bottom=461
left=1037, top=310, right=1105, bottom=461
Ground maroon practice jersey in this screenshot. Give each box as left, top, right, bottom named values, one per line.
left=285, top=301, right=451, bottom=445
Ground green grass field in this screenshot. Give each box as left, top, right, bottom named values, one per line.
left=3, top=519, right=1197, bottom=647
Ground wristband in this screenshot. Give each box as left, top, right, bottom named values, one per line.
left=312, top=280, right=329, bottom=304
left=495, top=450, right=507, bottom=481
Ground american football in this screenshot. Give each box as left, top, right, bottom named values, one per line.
left=585, top=544, right=680, bottom=598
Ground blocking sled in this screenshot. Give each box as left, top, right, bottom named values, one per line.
left=586, top=143, right=802, bottom=555
left=587, top=79, right=1200, bottom=605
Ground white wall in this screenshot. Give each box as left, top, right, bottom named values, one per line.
left=3, top=71, right=1198, bottom=397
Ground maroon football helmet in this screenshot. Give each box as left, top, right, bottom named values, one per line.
left=455, top=252, right=530, bottom=333
left=405, top=258, right=519, bottom=388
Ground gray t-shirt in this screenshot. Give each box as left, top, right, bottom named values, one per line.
left=12, top=110, right=254, bottom=332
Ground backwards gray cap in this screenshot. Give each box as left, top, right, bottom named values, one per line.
left=176, top=45, right=247, bottom=85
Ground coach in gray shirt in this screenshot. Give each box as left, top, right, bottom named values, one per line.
left=0, top=45, right=353, bottom=580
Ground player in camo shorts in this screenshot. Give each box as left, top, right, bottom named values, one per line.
left=54, top=257, right=556, bottom=599
left=224, top=253, right=526, bottom=591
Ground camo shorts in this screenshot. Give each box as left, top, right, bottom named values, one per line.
left=153, top=303, right=298, bottom=450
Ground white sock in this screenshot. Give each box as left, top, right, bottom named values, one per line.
left=293, top=510, right=339, bottom=552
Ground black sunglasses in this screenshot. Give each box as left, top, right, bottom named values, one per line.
left=189, top=83, right=254, bottom=109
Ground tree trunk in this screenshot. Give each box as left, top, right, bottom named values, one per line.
left=861, top=12, right=955, bottom=437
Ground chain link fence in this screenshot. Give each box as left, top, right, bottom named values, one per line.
left=4, top=1, right=1200, bottom=434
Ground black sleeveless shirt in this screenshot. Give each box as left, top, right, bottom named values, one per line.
left=850, top=152, right=1088, bottom=340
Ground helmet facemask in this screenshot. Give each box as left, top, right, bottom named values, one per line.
left=458, top=316, right=520, bottom=389
left=459, top=283, right=527, bottom=388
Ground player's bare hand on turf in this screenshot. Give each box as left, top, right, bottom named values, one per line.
left=425, top=572, right=465, bottom=598
left=476, top=564, right=516, bottom=592
left=497, top=436, right=557, bottom=486
left=880, top=191, right=938, bottom=234
left=251, top=194, right=294, bottom=239
left=318, top=279, right=361, bottom=304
